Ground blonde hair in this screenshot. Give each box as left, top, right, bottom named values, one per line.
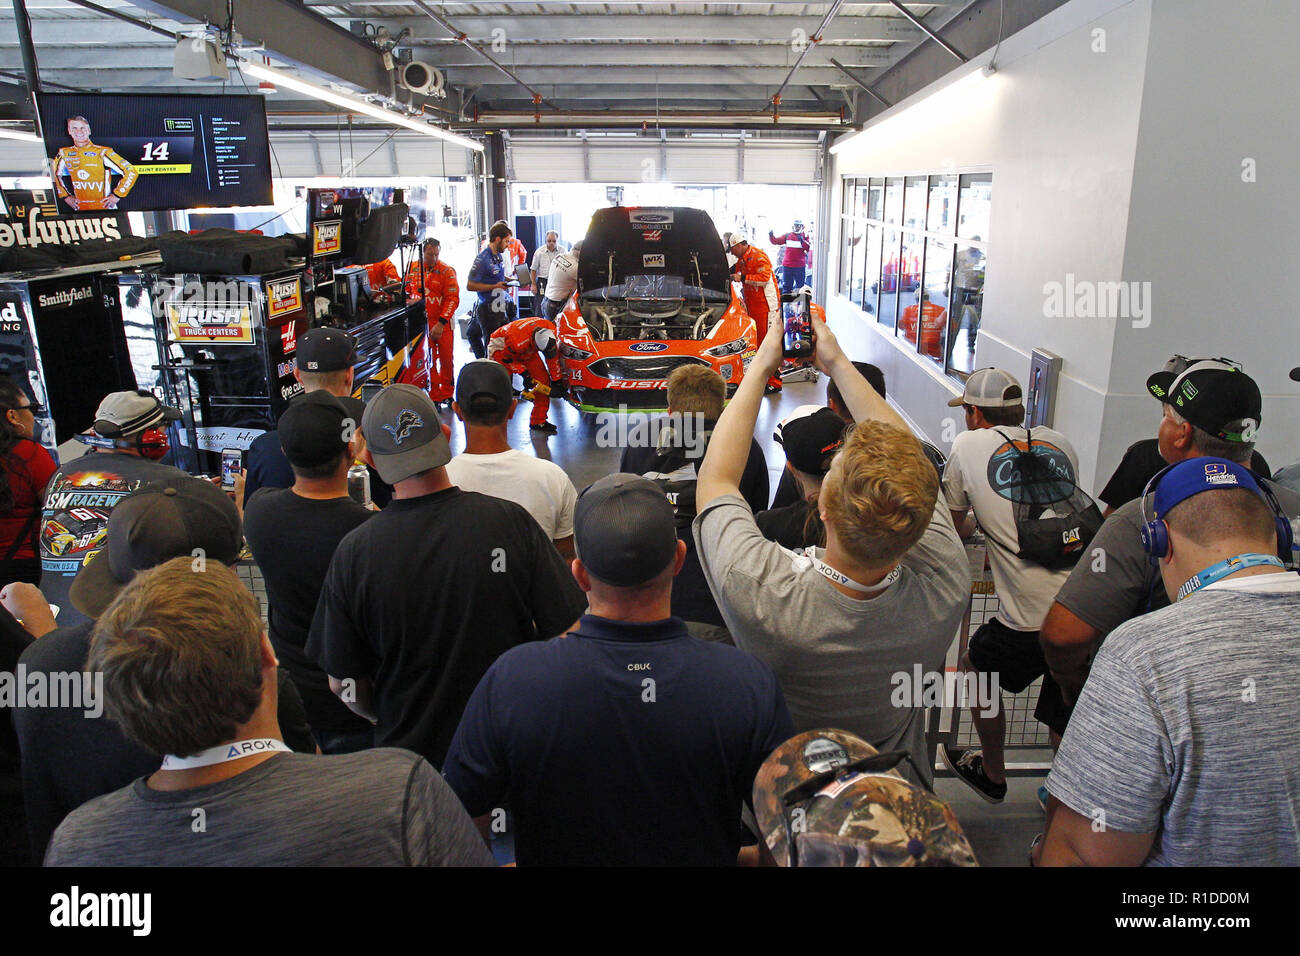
left=88, top=558, right=265, bottom=757
left=666, top=365, right=725, bottom=420
left=298, top=368, right=351, bottom=393
left=822, top=421, right=938, bottom=566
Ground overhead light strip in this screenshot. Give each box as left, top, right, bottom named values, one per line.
left=241, top=60, right=483, bottom=153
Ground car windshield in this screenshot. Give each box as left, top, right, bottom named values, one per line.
left=584, top=274, right=729, bottom=302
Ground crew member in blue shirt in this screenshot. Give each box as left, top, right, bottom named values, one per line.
left=466, top=220, right=516, bottom=359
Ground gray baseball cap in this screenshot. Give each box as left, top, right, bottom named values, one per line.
left=574, top=474, right=678, bottom=587
left=947, top=368, right=1022, bottom=409
left=92, top=390, right=181, bottom=438
left=360, top=384, right=451, bottom=484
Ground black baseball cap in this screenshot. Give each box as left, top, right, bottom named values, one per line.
left=575, top=474, right=678, bottom=587
left=297, top=327, right=358, bottom=373
left=361, top=383, right=452, bottom=484
left=1290, top=367, right=1300, bottom=383
left=279, top=391, right=352, bottom=469
left=456, top=359, right=513, bottom=415
left=1146, top=359, right=1262, bottom=444
left=69, top=477, right=242, bottom=618
left=777, top=406, right=846, bottom=476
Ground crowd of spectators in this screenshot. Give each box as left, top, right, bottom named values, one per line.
left=1, top=314, right=1297, bottom=868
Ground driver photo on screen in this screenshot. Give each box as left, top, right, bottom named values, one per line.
left=52, top=115, right=138, bottom=211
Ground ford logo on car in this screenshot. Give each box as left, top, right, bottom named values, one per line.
left=629, top=342, right=669, bottom=352
left=633, top=214, right=671, bottom=223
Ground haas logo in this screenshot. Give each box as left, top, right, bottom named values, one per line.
left=382, top=409, right=423, bottom=445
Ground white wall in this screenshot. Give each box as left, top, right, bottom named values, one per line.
left=829, top=0, right=1153, bottom=491
left=1110, top=0, right=1300, bottom=473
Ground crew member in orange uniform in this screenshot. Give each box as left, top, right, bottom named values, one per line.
left=364, top=258, right=400, bottom=291
left=487, top=317, right=566, bottom=434
left=727, top=231, right=783, bottom=393
left=404, top=239, right=460, bottom=404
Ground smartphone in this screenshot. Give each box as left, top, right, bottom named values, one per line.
left=220, top=448, right=242, bottom=490
left=781, top=291, right=814, bottom=359
left=361, top=380, right=384, bottom=404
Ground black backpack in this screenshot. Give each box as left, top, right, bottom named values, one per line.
left=988, top=428, right=1104, bottom=570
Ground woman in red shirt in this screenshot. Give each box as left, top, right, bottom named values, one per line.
left=0, top=378, right=56, bottom=585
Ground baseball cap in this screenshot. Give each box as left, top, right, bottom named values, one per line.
left=1152, top=457, right=1268, bottom=521
left=753, top=729, right=979, bottom=868
left=297, top=327, right=358, bottom=373
left=946, top=367, right=1022, bottom=408
left=92, top=390, right=181, bottom=438
left=1289, top=366, right=1300, bottom=383
left=456, top=360, right=513, bottom=415
left=776, top=406, right=846, bottom=476
left=69, top=477, right=242, bottom=618
left=360, top=383, right=451, bottom=484
left=574, top=473, right=678, bottom=587
left=1145, top=359, right=1262, bottom=443
left=278, top=391, right=352, bottom=469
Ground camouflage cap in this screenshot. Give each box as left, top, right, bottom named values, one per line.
left=753, top=729, right=978, bottom=867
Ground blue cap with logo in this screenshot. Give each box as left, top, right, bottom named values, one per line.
left=1152, top=457, right=1266, bottom=521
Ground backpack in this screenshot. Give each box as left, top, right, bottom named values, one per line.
left=988, top=428, right=1103, bottom=570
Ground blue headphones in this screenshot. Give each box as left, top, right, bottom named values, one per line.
left=1139, top=459, right=1294, bottom=566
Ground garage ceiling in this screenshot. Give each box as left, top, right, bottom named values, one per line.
left=0, top=1, right=993, bottom=133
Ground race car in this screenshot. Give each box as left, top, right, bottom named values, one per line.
left=556, top=206, right=760, bottom=413
left=43, top=508, right=110, bottom=557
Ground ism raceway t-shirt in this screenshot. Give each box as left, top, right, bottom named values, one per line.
left=38, top=451, right=187, bottom=628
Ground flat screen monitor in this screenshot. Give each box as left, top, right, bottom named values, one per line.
left=35, top=93, right=273, bottom=213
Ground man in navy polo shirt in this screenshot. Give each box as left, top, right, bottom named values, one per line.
left=443, top=473, right=794, bottom=866
left=465, top=220, right=516, bottom=359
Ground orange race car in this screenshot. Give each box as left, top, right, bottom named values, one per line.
left=556, top=206, right=767, bottom=414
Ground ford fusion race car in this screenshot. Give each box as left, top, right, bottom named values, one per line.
left=556, top=206, right=759, bottom=413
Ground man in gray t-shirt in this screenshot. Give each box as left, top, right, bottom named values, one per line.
left=1041, top=458, right=1300, bottom=866
left=44, top=558, right=491, bottom=868
left=692, top=313, right=968, bottom=787
left=1041, top=360, right=1300, bottom=702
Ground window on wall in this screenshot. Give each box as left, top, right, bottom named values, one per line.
left=838, top=171, right=991, bottom=380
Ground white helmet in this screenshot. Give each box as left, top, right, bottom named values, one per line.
left=721, top=226, right=745, bottom=249
left=533, top=326, right=557, bottom=358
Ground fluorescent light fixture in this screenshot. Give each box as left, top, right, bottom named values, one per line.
left=242, top=60, right=483, bottom=153
left=0, top=129, right=42, bottom=144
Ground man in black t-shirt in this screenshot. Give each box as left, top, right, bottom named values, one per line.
left=1098, top=437, right=1271, bottom=515
left=244, top=391, right=376, bottom=754
left=307, top=385, right=588, bottom=768
left=755, top=406, right=846, bottom=550
left=15, top=477, right=315, bottom=860
left=619, top=366, right=768, bottom=644
left=243, top=328, right=393, bottom=507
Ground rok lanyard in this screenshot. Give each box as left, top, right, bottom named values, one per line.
left=1176, top=552, right=1285, bottom=602
left=807, top=553, right=901, bottom=594
left=160, top=738, right=291, bottom=771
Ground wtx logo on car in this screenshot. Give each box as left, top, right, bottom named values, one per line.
left=628, top=342, right=668, bottom=353
left=642, top=254, right=666, bottom=268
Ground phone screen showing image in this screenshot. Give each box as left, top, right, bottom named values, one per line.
left=220, top=449, right=241, bottom=489
left=782, top=295, right=813, bottom=358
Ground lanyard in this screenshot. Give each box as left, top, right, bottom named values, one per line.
left=1176, top=553, right=1285, bottom=602
left=160, top=738, right=291, bottom=771
left=803, top=550, right=902, bottom=594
